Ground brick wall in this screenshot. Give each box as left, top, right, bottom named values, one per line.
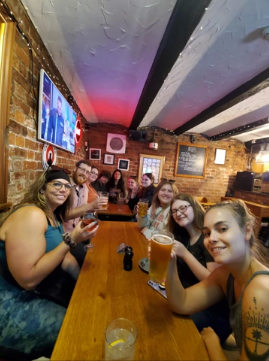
left=84, top=124, right=248, bottom=203
left=6, top=0, right=89, bottom=205
left=5, top=0, right=248, bottom=205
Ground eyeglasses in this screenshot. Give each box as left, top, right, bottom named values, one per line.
left=78, top=167, right=91, bottom=176
left=90, top=171, right=98, bottom=177
left=50, top=165, right=71, bottom=174
left=49, top=181, right=73, bottom=191
left=171, top=205, right=191, bottom=215
left=160, top=178, right=175, bottom=184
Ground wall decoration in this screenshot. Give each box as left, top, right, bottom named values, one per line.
left=42, top=144, right=57, bottom=170
left=138, top=154, right=165, bottom=184
left=89, top=148, right=101, bottom=160
left=104, top=153, right=115, bottom=165
left=175, top=143, right=208, bottom=178
left=214, top=149, right=226, bottom=165
left=118, top=159, right=130, bottom=171
left=106, top=133, right=126, bottom=154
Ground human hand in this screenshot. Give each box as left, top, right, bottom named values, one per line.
left=70, top=220, right=99, bottom=244
left=172, top=241, right=187, bottom=259
left=200, top=327, right=220, bottom=345
left=89, top=196, right=107, bottom=210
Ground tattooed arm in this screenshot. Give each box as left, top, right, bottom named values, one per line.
left=241, top=275, right=269, bottom=361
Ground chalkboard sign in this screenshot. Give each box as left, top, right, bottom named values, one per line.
left=174, top=143, right=208, bottom=178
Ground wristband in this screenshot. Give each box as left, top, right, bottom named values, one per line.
left=62, top=233, right=77, bottom=248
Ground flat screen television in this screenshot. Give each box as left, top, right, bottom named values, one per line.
left=37, top=69, right=76, bottom=154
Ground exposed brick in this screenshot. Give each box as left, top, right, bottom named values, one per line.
left=24, top=160, right=37, bottom=170
left=9, top=132, right=15, bottom=146
left=15, top=135, right=25, bottom=147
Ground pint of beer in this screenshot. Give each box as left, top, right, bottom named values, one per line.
left=149, top=231, right=174, bottom=283
left=98, top=192, right=109, bottom=210
left=138, top=199, right=149, bottom=217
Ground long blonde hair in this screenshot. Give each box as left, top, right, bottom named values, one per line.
left=151, top=181, right=179, bottom=216
left=0, top=171, right=73, bottom=227
left=205, top=200, right=269, bottom=267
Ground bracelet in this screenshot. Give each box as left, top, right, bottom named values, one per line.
left=62, top=233, right=77, bottom=248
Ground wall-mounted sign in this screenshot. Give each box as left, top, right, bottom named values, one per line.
left=175, top=143, right=208, bottom=178
left=75, top=119, right=82, bottom=144
left=42, top=144, right=57, bottom=170
left=106, top=133, right=126, bottom=154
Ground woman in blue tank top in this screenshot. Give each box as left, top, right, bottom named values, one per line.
left=166, top=199, right=269, bottom=361
left=0, top=168, right=100, bottom=361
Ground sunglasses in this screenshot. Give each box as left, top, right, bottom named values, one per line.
left=49, top=165, right=71, bottom=175
left=160, top=178, right=175, bottom=184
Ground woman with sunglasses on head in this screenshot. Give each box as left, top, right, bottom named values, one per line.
left=0, top=169, right=99, bottom=361
left=125, top=175, right=140, bottom=213
left=106, top=169, right=126, bottom=204
left=137, top=180, right=178, bottom=240
left=166, top=199, right=269, bottom=361
left=166, top=194, right=231, bottom=345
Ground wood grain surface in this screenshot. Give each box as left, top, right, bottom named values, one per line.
left=51, top=221, right=209, bottom=360
left=97, top=203, right=133, bottom=217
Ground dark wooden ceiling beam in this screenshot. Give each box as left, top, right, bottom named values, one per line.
left=129, top=0, right=212, bottom=130
left=174, top=69, right=269, bottom=135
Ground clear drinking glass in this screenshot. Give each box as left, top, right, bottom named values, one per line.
left=117, top=193, right=124, bottom=211
left=98, top=191, right=109, bottom=210
left=105, top=318, right=137, bottom=361
left=149, top=230, right=174, bottom=283
left=81, top=211, right=98, bottom=250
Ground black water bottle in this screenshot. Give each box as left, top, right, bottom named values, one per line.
left=123, top=246, right=133, bottom=271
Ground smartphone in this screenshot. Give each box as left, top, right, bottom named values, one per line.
left=148, top=280, right=167, bottom=299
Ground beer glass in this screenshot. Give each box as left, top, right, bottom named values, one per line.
left=149, top=230, right=174, bottom=283
left=81, top=211, right=98, bottom=250
left=105, top=318, right=137, bottom=361
left=117, top=193, right=124, bottom=211
left=138, top=198, right=149, bottom=217
left=98, top=191, right=109, bottom=210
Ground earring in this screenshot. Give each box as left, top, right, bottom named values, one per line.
left=40, top=190, right=44, bottom=194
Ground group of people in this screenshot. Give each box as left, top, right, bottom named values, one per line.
left=0, top=162, right=268, bottom=361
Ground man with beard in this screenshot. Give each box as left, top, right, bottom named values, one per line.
left=64, top=160, right=106, bottom=265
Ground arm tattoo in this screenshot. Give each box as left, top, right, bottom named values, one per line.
left=243, top=297, right=269, bottom=361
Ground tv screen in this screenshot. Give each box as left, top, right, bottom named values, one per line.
left=37, top=69, right=76, bottom=154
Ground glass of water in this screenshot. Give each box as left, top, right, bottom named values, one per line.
left=105, top=318, right=137, bottom=361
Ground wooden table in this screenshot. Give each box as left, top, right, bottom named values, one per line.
left=97, top=202, right=133, bottom=217
left=51, top=222, right=209, bottom=360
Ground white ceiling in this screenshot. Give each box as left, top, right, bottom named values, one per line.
left=21, top=0, right=269, bottom=142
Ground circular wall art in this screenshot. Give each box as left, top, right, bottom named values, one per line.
left=42, top=144, right=57, bottom=170
left=106, top=133, right=126, bottom=154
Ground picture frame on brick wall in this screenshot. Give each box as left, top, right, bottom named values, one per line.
left=214, top=149, right=226, bottom=165
left=118, top=159, right=130, bottom=171
left=104, top=153, right=115, bottom=165
left=89, top=148, right=101, bottom=160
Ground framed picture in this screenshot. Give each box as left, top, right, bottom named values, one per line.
left=214, top=149, right=226, bottom=165
left=138, top=154, right=165, bottom=184
left=89, top=148, right=101, bottom=160
left=174, top=143, right=208, bottom=178
left=106, top=133, right=126, bottom=154
left=104, top=153, right=115, bottom=165
left=118, top=159, right=130, bottom=171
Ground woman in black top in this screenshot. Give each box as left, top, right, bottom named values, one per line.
left=136, top=173, right=155, bottom=207
left=167, top=194, right=231, bottom=344
left=106, top=169, right=126, bottom=203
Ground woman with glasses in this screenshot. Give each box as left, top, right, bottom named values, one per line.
left=137, top=180, right=178, bottom=240
left=0, top=168, right=99, bottom=361
left=87, top=166, right=99, bottom=203
left=125, top=176, right=140, bottom=213
left=167, top=194, right=231, bottom=344
left=106, top=169, right=126, bottom=204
